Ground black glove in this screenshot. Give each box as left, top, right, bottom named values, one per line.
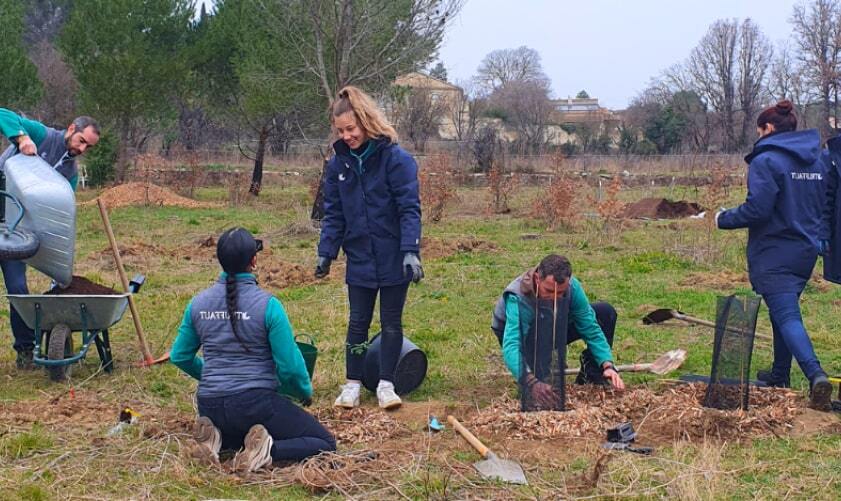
left=403, top=252, right=424, bottom=283
left=314, top=256, right=332, bottom=279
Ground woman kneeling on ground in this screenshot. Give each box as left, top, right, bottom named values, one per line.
left=716, top=100, right=833, bottom=411
left=171, top=228, right=336, bottom=472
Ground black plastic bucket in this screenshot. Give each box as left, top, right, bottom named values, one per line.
left=361, top=332, right=427, bottom=395
left=295, top=334, right=318, bottom=380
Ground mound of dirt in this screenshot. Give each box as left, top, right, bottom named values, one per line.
left=467, top=384, right=830, bottom=444
left=260, top=260, right=318, bottom=290
left=46, top=276, right=120, bottom=295
left=678, top=270, right=749, bottom=290
left=421, top=236, right=498, bottom=260
left=624, top=198, right=703, bottom=219
left=85, top=182, right=216, bottom=209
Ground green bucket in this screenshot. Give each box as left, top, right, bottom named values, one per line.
left=296, top=334, right=318, bottom=380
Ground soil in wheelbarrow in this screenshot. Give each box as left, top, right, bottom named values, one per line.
left=45, top=276, right=121, bottom=295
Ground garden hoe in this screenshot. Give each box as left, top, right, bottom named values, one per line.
left=447, top=415, right=527, bottom=485
left=642, top=308, right=771, bottom=342
left=564, top=349, right=687, bottom=376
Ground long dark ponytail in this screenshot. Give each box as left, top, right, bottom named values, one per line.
left=217, top=227, right=261, bottom=351
left=225, top=273, right=249, bottom=351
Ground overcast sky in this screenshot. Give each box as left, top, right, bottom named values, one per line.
left=438, top=0, right=801, bottom=109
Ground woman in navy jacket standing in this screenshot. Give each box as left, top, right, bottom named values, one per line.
left=716, top=100, right=832, bottom=410
left=820, top=136, right=841, bottom=284
left=314, top=86, right=423, bottom=410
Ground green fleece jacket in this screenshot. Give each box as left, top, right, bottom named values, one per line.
left=0, top=108, right=78, bottom=190
left=502, top=276, right=613, bottom=380
left=170, top=273, right=312, bottom=401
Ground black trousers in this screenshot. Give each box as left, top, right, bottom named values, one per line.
left=346, top=283, right=409, bottom=381
left=198, top=389, right=336, bottom=461
left=493, top=301, right=617, bottom=356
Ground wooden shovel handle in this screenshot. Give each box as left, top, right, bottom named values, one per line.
left=97, top=199, right=153, bottom=363
left=447, top=415, right=489, bottom=458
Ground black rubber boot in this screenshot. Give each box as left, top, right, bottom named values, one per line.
left=756, top=367, right=790, bottom=388
left=575, top=349, right=607, bottom=386
left=15, top=349, right=35, bottom=370
left=810, top=373, right=832, bottom=412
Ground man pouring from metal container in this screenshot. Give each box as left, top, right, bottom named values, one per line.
left=0, top=108, right=100, bottom=369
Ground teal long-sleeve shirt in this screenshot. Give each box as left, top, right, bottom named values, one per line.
left=169, top=282, right=312, bottom=401
left=502, top=277, right=614, bottom=380
left=0, top=108, right=78, bottom=190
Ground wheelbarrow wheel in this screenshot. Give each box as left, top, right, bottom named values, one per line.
left=47, top=324, right=72, bottom=382
left=0, top=228, right=39, bottom=260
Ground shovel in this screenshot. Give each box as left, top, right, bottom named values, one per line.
left=447, top=415, right=527, bottom=485
left=642, top=308, right=771, bottom=342
left=564, top=349, right=687, bottom=376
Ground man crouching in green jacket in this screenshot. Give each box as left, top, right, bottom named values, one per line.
left=491, top=254, right=624, bottom=404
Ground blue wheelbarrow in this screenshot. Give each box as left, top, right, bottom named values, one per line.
left=5, top=276, right=144, bottom=381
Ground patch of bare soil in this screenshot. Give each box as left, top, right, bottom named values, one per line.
left=466, top=384, right=830, bottom=445
left=421, top=236, right=498, bottom=260
left=678, top=270, right=750, bottom=290
left=624, top=198, right=703, bottom=219
left=84, top=182, right=217, bottom=209
left=809, top=271, right=833, bottom=292
left=0, top=389, right=191, bottom=437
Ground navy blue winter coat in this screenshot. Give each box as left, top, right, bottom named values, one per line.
left=317, top=138, right=422, bottom=288
left=718, top=129, right=826, bottom=294
left=821, top=136, right=841, bottom=284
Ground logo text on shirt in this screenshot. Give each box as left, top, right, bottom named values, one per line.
left=790, top=172, right=823, bottom=181
left=199, top=310, right=252, bottom=320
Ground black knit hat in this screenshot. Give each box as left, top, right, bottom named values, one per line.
left=216, top=227, right=262, bottom=273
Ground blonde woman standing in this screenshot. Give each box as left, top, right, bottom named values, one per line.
left=314, top=86, right=423, bottom=410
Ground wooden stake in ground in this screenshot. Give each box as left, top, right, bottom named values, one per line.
left=97, top=198, right=165, bottom=366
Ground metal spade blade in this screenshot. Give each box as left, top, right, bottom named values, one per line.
left=448, top=416, right=527, bottom=485
left=474, top=452, right=527, bottom=485
left=648, top=349, right=687, bottom=375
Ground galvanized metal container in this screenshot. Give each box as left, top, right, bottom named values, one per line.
left=3, top=154, right=76, bottom=287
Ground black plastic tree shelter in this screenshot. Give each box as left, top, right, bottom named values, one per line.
left=703, top=294, right=762, bottom=410
left=519, top=291, right=568, bottom=412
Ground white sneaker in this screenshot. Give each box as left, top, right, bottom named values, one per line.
left=231, top=424, right=273, bottom=473
left=191, top=416, right=222, bottom=465
left=334, top=382, right=361, bottom=408
left=377, top=380, right=402, bottom=410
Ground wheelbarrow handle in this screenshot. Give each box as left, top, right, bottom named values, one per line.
left=447, top=415, right=490, bottom=459
left=0, top=191, right=26, bottom=233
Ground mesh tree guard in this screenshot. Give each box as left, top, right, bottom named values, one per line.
left=519, top=295, right=567, bottom=412
left=703, top=294, right=761, bottom=410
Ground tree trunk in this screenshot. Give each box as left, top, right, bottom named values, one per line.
left=310, top=157, right=329, bottom=221
left=249, top=126, right=268, bottom=196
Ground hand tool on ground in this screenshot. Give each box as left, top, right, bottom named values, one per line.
left=564, top=349, right=687, bottom=376
left=97, top=199, right=169, bottom=366
left=447, top=415, right=527, bottom=485
left=602, top=421, right=653, bottom=455
left=642, top=308, right=771, bottom=341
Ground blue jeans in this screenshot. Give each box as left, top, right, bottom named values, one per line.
left=763, top=292, right=824, bottom=380
left=346, top=283, right=409, bottom=381
left=1, top=260, right=34, bottom=352
left=197, top=388, right=335, bottom=461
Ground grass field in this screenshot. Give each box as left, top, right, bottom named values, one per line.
left=0, top=178, right=839, bottom=500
